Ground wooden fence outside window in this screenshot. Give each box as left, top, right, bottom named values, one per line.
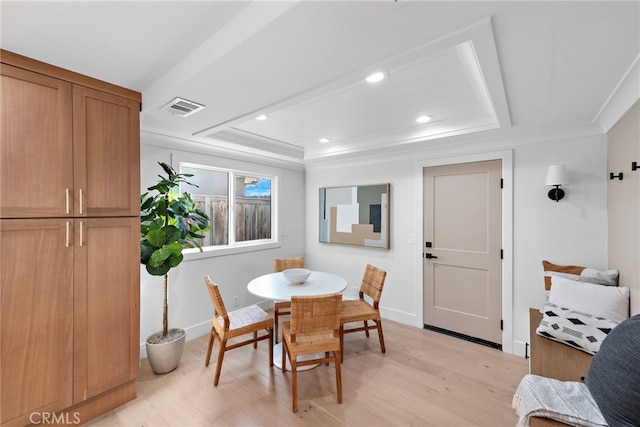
left=192, top=195, right=271, bottom=246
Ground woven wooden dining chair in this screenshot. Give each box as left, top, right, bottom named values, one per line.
left=281, top=293, right=343, bottom=413
left=340, top=264, right=387, bottom=362
left=204, top=276, right=274, bottom=386
left=273, top=257, right=304, bottom=343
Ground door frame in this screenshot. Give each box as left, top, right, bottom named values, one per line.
left=416, top=150, right=513, bottom=354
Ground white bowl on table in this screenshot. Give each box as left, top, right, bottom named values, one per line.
left=282, top=268, right=311, bottom=284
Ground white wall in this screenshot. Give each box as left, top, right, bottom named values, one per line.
left=139, top=133, right=305, bottom=357
left=512, top=137, right=608, bottom=349
left=138, top=129, right=608, bottom=358
left=607, top=100, right=640, bottom=316
left=305, top=132, right=608, bottom=357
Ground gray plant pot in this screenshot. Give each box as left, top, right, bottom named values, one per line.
left=145, top=328, right=186, bottom=374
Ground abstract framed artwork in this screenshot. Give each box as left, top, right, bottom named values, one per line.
left=319, top=183, right=389, bottom=249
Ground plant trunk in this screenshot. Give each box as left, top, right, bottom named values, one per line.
left=163, top=273, right=168, bottom=337
left=162, top=194, right=170, bottom=337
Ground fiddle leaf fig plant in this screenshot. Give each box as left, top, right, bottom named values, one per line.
left=141, top=162, right=210, bottom=337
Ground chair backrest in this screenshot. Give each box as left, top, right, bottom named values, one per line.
left=274, top=257, right=305, bottom=272
left=360, top=264, right=387, bottom=307
left=289, top=294, right=342, bottom=340
left=205, top=275, right=229, bottom=329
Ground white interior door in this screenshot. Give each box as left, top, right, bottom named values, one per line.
left=423, top=160, right=502, bottom=346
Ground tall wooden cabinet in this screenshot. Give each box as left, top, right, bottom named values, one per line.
left=0, top=50, right=141, bottom=426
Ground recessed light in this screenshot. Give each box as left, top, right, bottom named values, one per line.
left=255, top=114, right=269, bottom=121
left=319, top=138, right=331, bottom=143
left=416, top=115, right=432, bottom=124
left=365, top=72, right=385, bottom=83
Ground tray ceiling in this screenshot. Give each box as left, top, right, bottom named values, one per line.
left=2, top=1, right=638, bottom=163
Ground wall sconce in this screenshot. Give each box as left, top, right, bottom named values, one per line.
left=546, top=164, right=568, bottom=202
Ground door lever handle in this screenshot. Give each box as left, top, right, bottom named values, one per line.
left=425, top=253, right=438, bottom=259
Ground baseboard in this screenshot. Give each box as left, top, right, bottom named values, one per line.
left=512, top=340, right=529, bottom=359
left=379, top=306, right=422, bottom=328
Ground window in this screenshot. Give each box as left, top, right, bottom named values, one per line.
left=179, top=163, right=274, bottom=251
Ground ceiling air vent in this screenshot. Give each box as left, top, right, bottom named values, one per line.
left=161, top=97, right=205, bottom=118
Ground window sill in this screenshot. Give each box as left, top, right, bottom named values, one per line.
left=182, top=240, right=281, bottom=261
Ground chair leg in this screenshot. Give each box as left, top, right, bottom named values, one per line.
left=205, top=328, right=215, bottom=366
left=377, top=320, right=386, bottom=353
left=364, top=320, right=370, bottom=337
left=334, top=351, right=342, bottom=404
left=281, top=340, right=287, bottom=372
left=291, top=357, right=298, bottom=413
left=213, top=339, right=226, bottom=386
left=253, top=331, right=258, bottom=349
left=274, top=311, right=280, bottom=344
left=339, top=325, right=344, bottom=363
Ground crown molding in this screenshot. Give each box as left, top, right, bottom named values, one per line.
left=594, top=55, right=640, bottom=132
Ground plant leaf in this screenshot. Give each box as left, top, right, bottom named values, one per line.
left=165, top=242, right=183, bottom=255
left=146, top=229, right=166, bottom=248
left=149, top=247, right=172, bottom=267
left=168, top=252, right=183, bottom=267
left=162, top=225, right=181, bottom=244
left=140, top=241, right=155, bottom=262
left=159, top=162, right=175, bottom=177
left=146, top=262, right=170, bottom=276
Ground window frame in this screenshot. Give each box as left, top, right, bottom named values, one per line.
left=175, top=159, right=280, bottom=260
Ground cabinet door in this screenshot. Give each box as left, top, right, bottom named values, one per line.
left=73, top=217, right=140, bottom=402
left=0, top=219, right=74, bottom=426
left=73, top=86, right=140, bottom=217
left=0, top=64, right=73, bottom=218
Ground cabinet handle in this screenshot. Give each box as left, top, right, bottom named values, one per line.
left=65, top=222, right=70, bottom=248
left=79, top=222, right=84, bottom=247
left=65, top=188, right=70, bottom=215
left=79, top=189, right=83, bottom=214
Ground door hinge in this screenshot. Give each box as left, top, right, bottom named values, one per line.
left=500, top=249, right=503, bottom=259
left=500, top=178, right=503, bottom=189
left=500, top=319, right=504, bottom=331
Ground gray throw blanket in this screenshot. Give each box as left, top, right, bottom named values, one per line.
left=512, top=374, right=607, bottom=427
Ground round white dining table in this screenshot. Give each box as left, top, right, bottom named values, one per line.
left=247, top=270, right=348, bottom=301
left=247, top=270, right=348, bottom=371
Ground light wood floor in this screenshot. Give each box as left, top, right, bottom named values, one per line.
left=87, top=319, right=528, bottom=426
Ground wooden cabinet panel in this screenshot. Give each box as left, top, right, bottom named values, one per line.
left=73, top=86, right=140, bottom=217
left=0, top=64, right=140, bottom=219
left=73, top=217, right=140, bottom=402
left=0, top=64, right=73, bottom=218
left=0, top=219, right=74, bottom=426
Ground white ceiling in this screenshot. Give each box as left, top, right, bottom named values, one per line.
left=2, top=1, right=639, bottom=163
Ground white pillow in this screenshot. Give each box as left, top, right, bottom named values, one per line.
left=549, top=276, right=630, bottom=323
left=579, top=267, right=619, bottom=286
